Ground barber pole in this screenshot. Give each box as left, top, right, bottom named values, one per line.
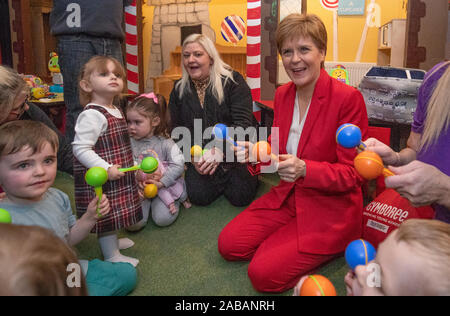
left=246, top=0, right=262, bottom=121
left=125, top=1, right=139, bottom=94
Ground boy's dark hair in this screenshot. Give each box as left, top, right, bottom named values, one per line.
left=126, top=94, right=170, bottom=137
left=0, top=120, right=59, bottom=157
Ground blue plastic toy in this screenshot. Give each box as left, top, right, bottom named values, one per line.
left=345, top=239, right=377, bottom=270
left=336, top=123, right=366, bottom=150
left=213, top=123, right=238, bottom=147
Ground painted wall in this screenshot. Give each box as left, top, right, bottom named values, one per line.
left=142, top=0, right=408, bottom=85
left=308, top=0, right=407, bottom=63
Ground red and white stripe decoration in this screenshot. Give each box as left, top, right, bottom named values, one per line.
left=125, top=1, right=139, bottom=94
left=246, top=0, right=262, bottom=121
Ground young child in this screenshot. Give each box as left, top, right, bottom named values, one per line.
left=73, top=56, right=142, bottom=267
left=0, top=224, right=88, bottom=296
left=126, top=93, right=190, bottom=231
left=0, top=120, right=137, bottom=296
left=344, top=219, right=450, bottom=296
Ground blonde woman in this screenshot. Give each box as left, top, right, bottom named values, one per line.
left=364, top=61, right=450, bottom=222
left=168, top=34, right=258, bottom=207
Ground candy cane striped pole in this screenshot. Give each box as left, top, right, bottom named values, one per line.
left=246, top=0, right=262, bottom=121
left=125, top=1, right=139, bottom=94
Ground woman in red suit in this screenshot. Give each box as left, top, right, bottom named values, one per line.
left=218, top=14, right=369, bottom=293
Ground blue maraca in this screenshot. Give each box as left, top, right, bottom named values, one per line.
left=345, top=239, right=377, bottom=270
left=336, top=123, right=366, bottom=150
left=213, top=123, right=239, bottom=147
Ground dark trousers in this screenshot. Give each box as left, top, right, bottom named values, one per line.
left=185, top=163, right=258, bottom=207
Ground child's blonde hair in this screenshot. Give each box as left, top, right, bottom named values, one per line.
left=0, top=224, right=88, bottom=296
left=0, top=65, right=30, bottom=124
left=78, top=56, right=126, bottom=107
left=0, top=120, right=59, bottom=157
left=126, top=93, right=170, bottom=137
left=395, top=219, right=450, bottom=295
left=420, top=62, right=450, bottom=150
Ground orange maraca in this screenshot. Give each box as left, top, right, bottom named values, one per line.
left=252, top=141, right=279, bottom=162
left=299, top=275, right=337, bottom=296
left=354, top=151, right=394, bottom=180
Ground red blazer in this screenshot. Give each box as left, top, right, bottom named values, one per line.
left=249, top=69, right=369, bottom=255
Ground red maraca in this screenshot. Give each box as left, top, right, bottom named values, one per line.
left=354, top=151, right=395, bottom=180
left=252, top=141, right=279, bottom=163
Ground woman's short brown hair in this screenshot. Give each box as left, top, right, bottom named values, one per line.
left=276, top=14, right=328, bottom=68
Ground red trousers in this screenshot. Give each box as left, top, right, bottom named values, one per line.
left=218, top=191, right=338, bottom=293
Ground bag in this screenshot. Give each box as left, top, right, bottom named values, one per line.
left=362, top=189, right=434, bottom=248
left=359, top=67, right=425, bottom=124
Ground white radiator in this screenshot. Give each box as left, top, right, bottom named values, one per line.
left=278, top=60, right=376, bottom=87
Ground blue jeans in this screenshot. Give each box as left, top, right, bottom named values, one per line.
left=57, top=34, right=124, bottom=142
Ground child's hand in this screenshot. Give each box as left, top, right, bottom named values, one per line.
left=108, top=164, right=125, bottom=181
left=0, top=192, right=6, bottom=201
left=145, top=179, right=164, bottom=190
left=344, top=270, right=356, bottom=296
left=87, top=195, right=111, bottom=219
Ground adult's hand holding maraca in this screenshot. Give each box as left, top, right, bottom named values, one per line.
left=363, top=137, right=401, bottom=166
left=234, top=141, right=252, bottom=163
left=194, top=147, right=222, bottom=176
left=386, top=160, right=450, bottom=207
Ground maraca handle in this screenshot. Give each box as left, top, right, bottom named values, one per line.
left=94, top=186, right=103, bottom=218
left=382, top=168, right=395, bottom=177
left=118, top=165, right=140, bottom=173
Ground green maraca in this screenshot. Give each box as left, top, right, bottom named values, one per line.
left=118, top=156, right=158, bottom=174
left=85, top=167, right=108, bottom=217
left=0, top=208, right=12, bottom=224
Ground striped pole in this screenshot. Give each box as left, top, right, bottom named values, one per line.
left=125, top=1, right=139, bottom=94
left=246, top=0, right=262, bottom=121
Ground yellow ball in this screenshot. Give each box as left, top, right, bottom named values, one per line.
left=190, top=145, right=203, bottom=158
left=144, top=184, right=158, bottom=199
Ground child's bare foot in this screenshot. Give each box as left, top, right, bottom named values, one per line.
left=169, top=203, right=177, bottom=214
left=182, top=199, right=192, bottom=209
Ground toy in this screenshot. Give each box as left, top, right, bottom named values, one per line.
left=336, top=123, right=365, bottom=150
left=213, top=123, right=239, bottom=147
left=345, top=239, right=377, bottom=270
left=31, top=87, right=46, bottom=99
left=354, top=151, right=395, bottom=180
left=329, top=65, right=350, bottom=85
left=22, top=75, right=50, bottom=100
left=144, top=184, right=158, bottom=199
left=252, top=141, right=278, bottom=162
left=299, top=275, right=337, bottom=296
left=48, top=52, right=64, bottom=93
left=85, top=167, right=108, bottom=217
left=0, top=208, right=12, bottom=224
left=190, top=145, right=204, bottom=159
left=119, top=156, right=158, bottom=174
